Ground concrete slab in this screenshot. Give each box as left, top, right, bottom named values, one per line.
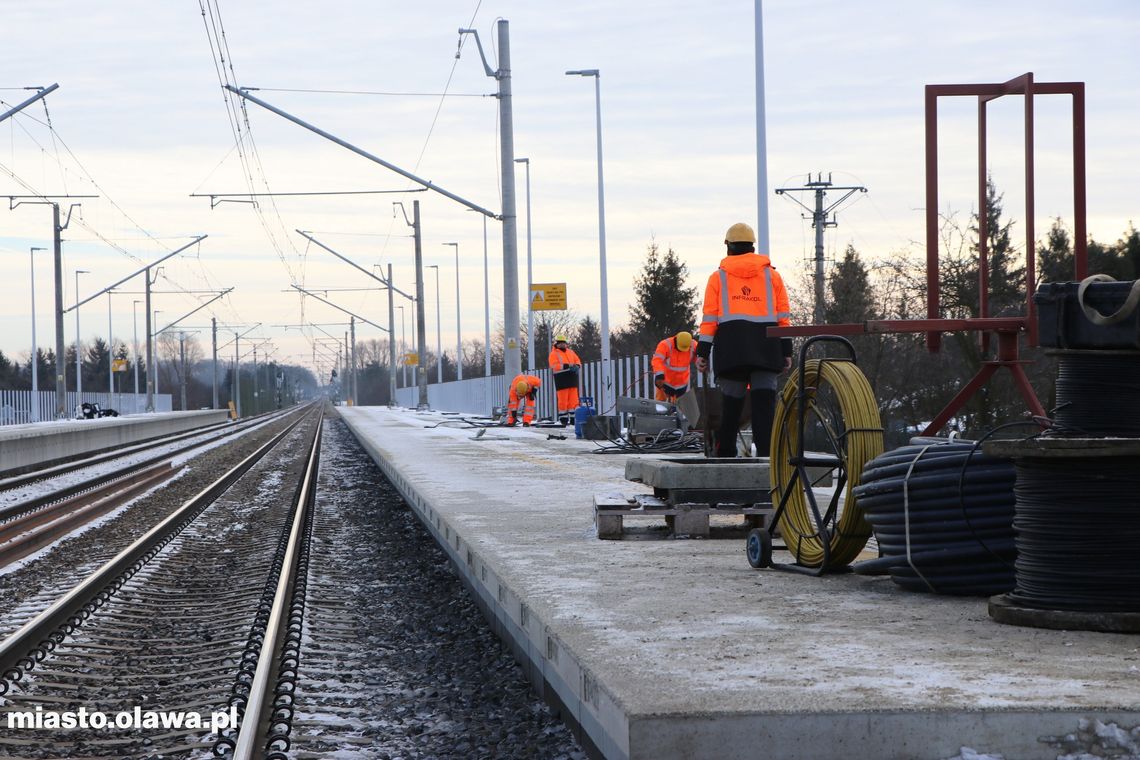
left=625, top=456, right=772, bottom=490
left=0, top=410, right=230, bottom=476
left=339, top=406, right=1140, bottom=760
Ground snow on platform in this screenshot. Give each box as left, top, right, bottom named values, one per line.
left=0, top=409, right=230, bottom=476
left=339, top=405, right=1140, bottom=760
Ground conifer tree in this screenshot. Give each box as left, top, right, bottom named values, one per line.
left=625, top=241, right=699, bottom=352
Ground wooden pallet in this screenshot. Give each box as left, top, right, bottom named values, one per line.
left=594, top=493, right=772, bottom=540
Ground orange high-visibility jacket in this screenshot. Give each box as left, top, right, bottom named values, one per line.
left=548, top=346, right=581, bottom=374
left=507, top=374, right=542, bottom=421
left=652, top=337, right=695, bottom=394
left=549, top=346, right=581, bottom=391
left=696, top=252, right=791, bottom=376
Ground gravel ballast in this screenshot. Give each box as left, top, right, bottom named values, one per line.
left=288, top=416, right=585, bottom=760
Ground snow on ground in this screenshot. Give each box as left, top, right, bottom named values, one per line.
left=1, top=414, right=280, bottom=506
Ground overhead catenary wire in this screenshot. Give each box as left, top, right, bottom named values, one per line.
left=0, top=115, right=232, bottom=326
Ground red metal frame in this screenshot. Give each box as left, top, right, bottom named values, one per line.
left=770, top=73, right=1087, bottom=435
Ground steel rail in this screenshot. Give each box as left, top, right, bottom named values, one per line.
left=230, top=406, right=324, bottom=758
left=0, top=463, right=176, bottom=566
left=0, top=405, right=317, bottom=693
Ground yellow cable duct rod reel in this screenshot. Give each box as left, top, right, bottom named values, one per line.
left=746, top=335, right=885, bottom=573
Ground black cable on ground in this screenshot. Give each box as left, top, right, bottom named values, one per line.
left=1051, top=350, right=1140, bottom=436
left=1006, top=457, right=1140, bottom=613
left=851, top=439, right=1019, bottom=596
left=590, top=428, right=704, bottom=454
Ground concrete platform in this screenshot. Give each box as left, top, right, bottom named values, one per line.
left=0, top=410, right=231, bottom=476
left=339, top=406, right=1140, bottom=760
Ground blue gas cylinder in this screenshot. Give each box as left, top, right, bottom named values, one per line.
left=574, top=397, right=596, bottom=439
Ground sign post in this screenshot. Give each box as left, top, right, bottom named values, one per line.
left=529, top=283, right=568, bottom=420
left=112, top=358, right=129, bottom=413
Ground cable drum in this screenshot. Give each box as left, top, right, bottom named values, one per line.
left=770, top=358, right=883, bottom=569
left=851, top=441, right=1018, bottom=596
left=1051, top=350, right=1140, bottom=437
left=1006, top=457, right=1140, bottom=613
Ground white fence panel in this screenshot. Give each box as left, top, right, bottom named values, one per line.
left=0, top=391, right=173, bottom=425
left=390, top=353, right=662, bottom=420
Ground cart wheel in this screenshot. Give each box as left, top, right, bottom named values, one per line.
left=746, top=528, right=772, bottom=569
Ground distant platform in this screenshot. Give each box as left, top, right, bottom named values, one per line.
left=339, top=405, right=1140, bottom=760
left=0, top=410, right=231, bottom=477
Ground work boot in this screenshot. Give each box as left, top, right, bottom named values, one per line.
left=716, top=394, right=746, bottom=457
left=750, top=388, right=777, bottom=457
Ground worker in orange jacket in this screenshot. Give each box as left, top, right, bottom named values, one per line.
left=548, top=334, right=582, bottom=426
left=506, top=375, right=542, bottom=426
left=652, top=331, right=696, bottom=402
left=695, top=222, right=792, bottom=457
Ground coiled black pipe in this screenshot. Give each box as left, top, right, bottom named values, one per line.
left=1006, top=457, right=1140, bottom=612
left=1052, top=350, right=1140, bottom=436
left=851, top=440, right=1017, bottom=596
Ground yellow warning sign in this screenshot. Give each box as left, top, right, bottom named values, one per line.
left=530, top=283, right=567, bottom=311
left=112, top=359, right=129, bottom=372
left=404, top=352, right=419, bottom=367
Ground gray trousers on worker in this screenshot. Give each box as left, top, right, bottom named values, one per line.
left=717, top=370, right=779, bottom=457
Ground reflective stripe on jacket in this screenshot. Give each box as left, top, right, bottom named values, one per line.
left=508, top=374, right=542, bottom=413
left=652, top=337, right=694, bottom=392
left=548, top=346, right=581, bottom=375
left=697, top=253, right=791, bottom=376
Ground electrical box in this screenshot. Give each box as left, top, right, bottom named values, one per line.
left=628, top=413, right=680, bottom=440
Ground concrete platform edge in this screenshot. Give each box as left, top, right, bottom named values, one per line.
left=0, top=410, right=231, bottom=476
left=631, top=709, right=1140, bottom=760
left=338, top=411, right=630, bottom=760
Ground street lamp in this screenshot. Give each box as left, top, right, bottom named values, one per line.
left=29, top=247, right=46, bottom=422
left=132, top=300, right=141, bottom=402
left=514, top=157, right=534, bottom=372
left=566, top=68, right=612, bottom=413
left=443, top=242, right=461, bottom=380
left=397, top=304, right=407, bottom=387
left=153, top=310, right=162, bottom=398
left=107, top=291, right=114, bottom=399
left=74, top=269, right=89, bottom=400
left=466, top=209, right=493, bottom=377
left=427, top=264, right=442, bottom=383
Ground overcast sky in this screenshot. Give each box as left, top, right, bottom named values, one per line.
left=1, top=0, right=1137, bottom=376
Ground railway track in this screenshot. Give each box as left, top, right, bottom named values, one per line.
left=0, top=406, right=323, bottom=758
left=0, top=409, right=300, bottom=569
left=0, top=407, right=295, bottom=499
left=0, top=409, right=584, bottom=759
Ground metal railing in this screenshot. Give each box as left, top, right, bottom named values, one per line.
left=0, top=391, right=174, bottom=425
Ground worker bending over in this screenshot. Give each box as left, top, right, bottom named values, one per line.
left=548, top=334, right=582, bottom=426
left=652, top=331, right=696, bottom=402
left=695, top=222, right=792, bottom=457
left=506, top=375, right=542, bottom=426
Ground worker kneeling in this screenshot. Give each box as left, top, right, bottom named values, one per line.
left=652, top=331, right=696, bottom=402
left=506, top=375, right=542, bottom=426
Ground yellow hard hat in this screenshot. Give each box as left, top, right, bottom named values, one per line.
left=725, top=222, right=756, bottom=244
left=675, top=331, right=693, bottom=351
left=515, top=380, right=531, bottom=395
left=554, top=334, right=568, bottom=343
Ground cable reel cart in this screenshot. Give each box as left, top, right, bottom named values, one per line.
left=746, top=336, right=885, bottom=573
